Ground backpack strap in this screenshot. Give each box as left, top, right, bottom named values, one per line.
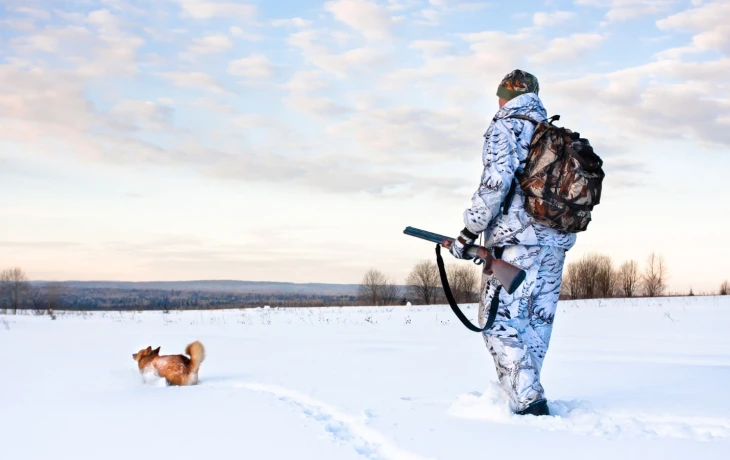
left=503, top=114, right=560, bottom=125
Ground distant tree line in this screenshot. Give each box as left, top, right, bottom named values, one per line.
left=561, top=252, right=669, bottom=299
left=357, top=251, right=730, bottom=306
left=0, top=266, right=358, bottom=313
left=2, top=258, right=729, bottom=313
left=560, top=251, right=726, bottom=299
left=357, top=261, right=481, bottom=306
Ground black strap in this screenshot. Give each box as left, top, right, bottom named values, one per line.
left=435, top=244, right=501, bottom=333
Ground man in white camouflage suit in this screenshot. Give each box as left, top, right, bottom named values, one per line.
left=443, top=70, right=576, bottom=416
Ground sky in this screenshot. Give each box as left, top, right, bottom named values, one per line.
left=1, top=0, right=729, bottom=293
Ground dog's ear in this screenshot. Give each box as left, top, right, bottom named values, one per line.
left=152, top=347, right=160, bottom=355
left=145, top=346, right=152, bottom=353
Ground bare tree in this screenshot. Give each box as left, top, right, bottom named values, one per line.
left=406, top=260, right=441, bottom=305
left=720, top=280, right=729, bottom=296
left=446, top=264, right=480, bottom=303
left=381, top=281, right=402, bottom=306
left=573, top=257, right=597, bottom=299
left=561, top=264, right=579, bottom=300
left=0, top=267, right=30, bottom=314
left=563, top=253, right=615, bottom=299
left=595, top=254, right=615, bottom=298
left=358, top=269, right=400, bottom=306
left=617, top=260, right=641, bottom=298
left=643, top=252, right=668, bottom=297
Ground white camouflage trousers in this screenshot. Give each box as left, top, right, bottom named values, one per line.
left=478, top=245, right=566, bottom=413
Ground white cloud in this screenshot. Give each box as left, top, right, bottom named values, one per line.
left=10, top=7, right=51, bottom=20
left=1, top=19, right=36, bottom=31
left=173, top=0, right=257, bottom=19
left=228, top=55, right=277, bottom=79
left=530, top=33, right=605, bottom=64
left=100, top=0, right=147, bottom=14
left=188, top=33, right=233, bottom=54
left=533, top=11, right=576, bottom=27
left=285, top=94, right=353, bottom=118
left=416, top=1, right=490, bottom=25
left=271, top=18, right=313, bottom=28
left=190, top=97, right=237, bottom=115
left=386, top=0, right=421, bottom=11
left=11, top=25, right=92, bottom=53
left=9, top=10, right=145, bottom=78
left=655, top=0, right=730, bottom=56
left=288, top=29, right=391, bottom=78
left=161, top=72, right=230, bottom=93
left=282, top=71, right=332, bottom=93
left=324, top=0, right=393, bottom=39
left=230, top=26, right=263, bottom=41
left=574, top=0, right=679, bottom=21
left=408, top=40, right=453, bottom=56
left=108, top=99, right=174, bottom=131
left=548, top=55, right=730, bottom=148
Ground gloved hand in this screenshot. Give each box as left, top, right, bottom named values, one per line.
left=448, top=227, right=478, bottom=260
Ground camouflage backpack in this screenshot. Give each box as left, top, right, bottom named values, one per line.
left=504, top=114, right=605, bottom=233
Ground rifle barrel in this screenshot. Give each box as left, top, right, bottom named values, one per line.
left=403, top=226, right=453, bottom=244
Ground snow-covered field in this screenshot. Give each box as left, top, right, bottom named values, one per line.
left=2, top=296, right=729, bottom=459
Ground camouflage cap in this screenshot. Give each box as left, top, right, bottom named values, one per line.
left=496, top=69, right=539, bottom=101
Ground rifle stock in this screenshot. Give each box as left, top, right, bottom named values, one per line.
left=403, top=226, right=526, bottom=295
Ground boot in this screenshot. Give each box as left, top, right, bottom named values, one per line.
left=516, top=399, right=550, bottom=416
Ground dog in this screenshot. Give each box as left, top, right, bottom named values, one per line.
left=132, top=340, right=205, bottom=386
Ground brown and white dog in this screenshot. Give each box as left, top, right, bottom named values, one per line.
left=132, top=341, right=205, bottom=386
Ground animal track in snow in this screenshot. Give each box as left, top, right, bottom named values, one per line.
left=235, top=382, right=434, bottom=460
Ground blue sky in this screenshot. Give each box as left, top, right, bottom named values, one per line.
left=1, top=0, right=729, bottom=293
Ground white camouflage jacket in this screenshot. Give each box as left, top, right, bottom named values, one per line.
left=463, top=93, right=577, bottom=250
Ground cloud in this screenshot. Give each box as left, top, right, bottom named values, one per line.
left=655, top=0, right=730, bottom=56
left=408, top=40, right=454, bottom=56
left=0, top=241, right=81, bottom=249
left=574, top=0, right=679, bottom=21
left=549, top=58, right=730, bottom=148
left=11, top=25, right=92, bottom=53
left=282, top=71, right=332, bottom=93
left=188, top=33, right=233, bottom=54
left=533, top=10, right=576, bottom=27
left=228, top=54, right=277, bottom=79
left=285, top=94, right=353, bottom=118
left=189, top=97, right=237, bottom=114
left=108, top=99, right=174, bottom=131
left=288, top=29, right=392, bottom=78
left=530, top=33, right=605, bottom=64
left=10, top=9, right=149, bottom=78
left=173, top=0, right=257, bottom=19
left=386, top=0, right=421, bottom=11
left=230, top=26, right=263, bottom=41
left=415, top=1, right=491, bottom=26
left=100, top=0, right=147, bottom=14
left=160, top=72, right=231, bottom=93
left=9, top=6, right=51, bottom=20
left=271, top=18, right=313, bottom=28
left=324, top=0, right=393, bottom=39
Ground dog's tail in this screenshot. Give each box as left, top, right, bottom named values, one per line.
left=185, top=340, right=206, bottom=373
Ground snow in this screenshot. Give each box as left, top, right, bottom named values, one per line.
left=1, top=296, right=730, bottom=459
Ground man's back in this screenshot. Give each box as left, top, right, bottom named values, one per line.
left=467, top=92, right=577, bottom=250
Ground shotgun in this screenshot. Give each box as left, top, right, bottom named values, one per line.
left=403, top=226, right=526, bottom=295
